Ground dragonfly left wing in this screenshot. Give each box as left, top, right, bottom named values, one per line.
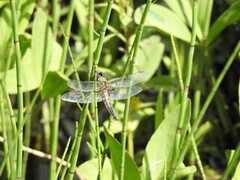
left=61, top=92, right=102, bottom=103
left=67, top=80, right=95, bottom=92
left=109, top=86, right=142, bottom=100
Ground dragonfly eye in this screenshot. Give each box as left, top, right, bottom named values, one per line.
left=96, top=71, right=104, bottom=77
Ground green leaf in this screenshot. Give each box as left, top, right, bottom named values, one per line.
left=0, top=1, right=8, bottom=8
left=32, top=8, right=54, bottom=83
left=104, top=127, right=141, bottom=180
left=78, top=157, right=117, bottom=180
left=5, top=39, right=62, bottom=94
left=0, top=4, right=12, bottom=64
left=141, top=104, right=182, bottom=179
left=164, top=0, right=192, bottom=26
left=197, top=0, right=213, bottom=39
left=207, top=1, right=240, bottom=45
left=134, top=35, right=164, bottom=81
left=175, top=164, right=197, bottom=178
left=134, top=4, right=191, bottom=42
left=19, top=0, right=35, bottom=33
left=233, top=162, right=240, bottom=180
left=112, top=35, right=164, bottom=81
left=41, top=71, right=69, bottom=99
left=146, top=75, right=179, bottom=90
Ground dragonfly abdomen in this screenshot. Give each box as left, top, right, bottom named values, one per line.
left=101, top=90, right=118, bottom=120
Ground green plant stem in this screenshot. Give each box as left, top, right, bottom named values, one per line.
left=190, top=135, right=206, bottom=179
left=49, top=0, right=75, bottom=179
left=170, top=35, right=184, bottom=91
left=88, top=0, right=94, bottom=77
left=120, top=1, right=152, bottom=180
left=66, top=1, right=113, bottom=179
left=88, top=0, right=96, bottom=160
left=52, top=0, right=60, bottom=38
left=154, top=89, right=163, bottom=129
left=60, top=122, right=78, bottom=180
left=222, top=143, right=240, bottom=179
left=22, top=93, right=31, bottom=178
left=9, top=0, right=24, bottom=179
left=94, top=77, right=102, bottom=180
left=56, top=137, right=71, bottom=179
left=0, top=93, right=11, bottom=178
left=171, top=40, right=240, bottom=179
left=174, top=0, right=198, bottom=159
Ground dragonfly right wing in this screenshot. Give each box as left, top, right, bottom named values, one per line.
left=61, top=91, right=102, bottom=103
left=109, top=86, right=142, bottom=100
left=67, top=80, right=95, bottom=92
left=109, top=71, right=147, bottom=88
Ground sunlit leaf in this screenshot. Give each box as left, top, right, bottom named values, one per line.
left=232, top=162, right=240, bottom=180
left=104, top=127, right=141, bottom=180
left=19, top=0, right=35, bottom=33
left=0, top=4, right=12, bottom=64
left=141, top=101, right=190, bottom=179
left=78, top=157, right=117, bottom=179
left=207, top=1, right=240, bottom=45
left=41, top=71, right=69, bottom=99
left=134, top=4, right=191, bottom=42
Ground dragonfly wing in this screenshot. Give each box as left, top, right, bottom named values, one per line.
left=109, top=71, right=147, bottom=88
left=61, top=92, right=102, bottom=103
left=67, top=80, right=95, bottom=92
left=109, top=86, right=142, bottom=100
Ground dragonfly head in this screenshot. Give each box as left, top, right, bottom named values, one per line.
left=96, top=71, right=104, bottom=77
left=96, top=71, right=106, bottom=81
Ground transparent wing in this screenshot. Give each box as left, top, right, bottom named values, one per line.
left=67, top=80, right=95, bottom=92
left=61, top=91, right=102, bottom=103
left=109, top=71, right=147, bottom=88
left=109, top=86, right=142, bottom=100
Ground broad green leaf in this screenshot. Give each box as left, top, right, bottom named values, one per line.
left=32, top=8, right=54, bottom=83
left=134, top=36, right=164, bottom=81
left=146, top=75, right=179, bottom=90
left=78, top=157, right=117, bottom=180
left=41, top=71, right=69, bottom=99
left=104, top=127, right=141, bottom=180
left=164, top=0, right=192, bottom=26
left=175, top=165, right=196, bottom=178
left=0, top=1, right=8, bottom=8
left=113, top=35, right=164, bottom=81
left=0, top=4, right=12, bottom=65
left=141, top=104, right=182, bottom=179
left=207, top=1, right=240, bottom=45
left=74, top=0, right=88, bottom=40
left=233, top=162, right=240, bottom=180
left=165, top=0, right=213, bottom=40
left=197, top=0, right=213, bottom=39
left=19, top=0, right=35, bottom=33
left=5, top=38, right=62, bottom=94
left=134, top=4, right=191, bottom=42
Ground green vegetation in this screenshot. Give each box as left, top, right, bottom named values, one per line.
left=0, top=0, right=239, bottom=179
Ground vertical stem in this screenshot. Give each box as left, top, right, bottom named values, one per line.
left=67, top=1, right=113, bottom=179
left=120, top=1, right=152, bottom=180
left=88, top=0, right=94, bottom=78
left=171, top=40, right=240, bottom=179
left=175, top=0, right=198, bottom=156
left=94, top=76, right=102, bottom=180
left=88, top=0, right=96, bottom=160
left=52, top=0, right=60, bottom=38
left=0, top=92, right=11, bottom=178
left=50, top=0, right=76, bottom=179
left=22, top=93, right=31, bottom=178
left=170, top=35, right=184, bottom=91
left=9, top=0, right=24, bottom=179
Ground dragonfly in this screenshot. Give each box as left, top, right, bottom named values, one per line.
left=61, top=71, right=146, bottom=120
